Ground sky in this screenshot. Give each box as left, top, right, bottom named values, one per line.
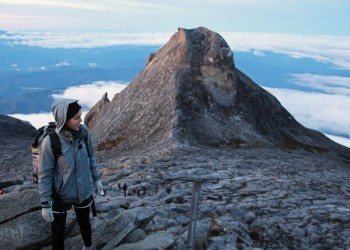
left=0, top=0, right=349, bottom=35
left=2, top=0, right=350, bottom=147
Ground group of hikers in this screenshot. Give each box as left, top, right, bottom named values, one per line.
left=117, top=179, right=147, bottom=197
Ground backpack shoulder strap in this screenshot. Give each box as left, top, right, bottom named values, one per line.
left=48, top=131, right=61, bottom=164
left=83, top=135, right=91, bottom=158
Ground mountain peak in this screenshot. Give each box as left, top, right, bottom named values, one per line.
left=89, top=27, right=350, bottom=160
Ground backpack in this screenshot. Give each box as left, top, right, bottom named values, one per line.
left=31, top=122, right=90, bottom=184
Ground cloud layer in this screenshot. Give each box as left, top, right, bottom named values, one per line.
left=52, top=81, right=127, bottom=108
left=2, top=31, right=350, bottom=71
left=264, top=87, right=350, bottom=139
left=10, top=80, right=350, bottom=147
left=11, top=81, right=127, bottom=129
left=5, top=31, right=350, bottom=148
left=288, top=73, right=350, bottom=95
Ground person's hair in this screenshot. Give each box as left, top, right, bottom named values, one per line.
left=66, top=102, right=81, bottom=121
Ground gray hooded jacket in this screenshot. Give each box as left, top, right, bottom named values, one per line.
left=38, top=98, right=100, bottom=206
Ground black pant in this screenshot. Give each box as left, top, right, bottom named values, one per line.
left=51, top=198, right=92, bottom=250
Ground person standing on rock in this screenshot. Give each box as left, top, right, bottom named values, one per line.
left=122, top=182, right=128, bottom=197
left=38, top=98, right=103, bottom=250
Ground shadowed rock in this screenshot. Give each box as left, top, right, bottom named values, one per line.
left=0, top=189, right=51, bottom=249
left=0, top=115, right=37, bottom=181
left=95, top=206, right=157, bottom=249
left=113, top=231, right=176, bottom=250
left=0, top=114, right=37, bottom=139
left=84, top=92, right=110, bottom=130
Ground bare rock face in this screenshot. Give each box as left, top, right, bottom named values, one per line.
left=84, top=92, right=110, bottom=130
left=0, top=189, right=50, bottom=249
left=0, top=115, right=37, bottom=182
left=90, top=27, right=349, bottom=160
left=0, top=114, right=37, bottom=138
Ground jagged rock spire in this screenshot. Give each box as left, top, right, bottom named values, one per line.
left=84, top=92, right=110, bottom=130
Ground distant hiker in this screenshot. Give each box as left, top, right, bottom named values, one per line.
left=122, top=182, right=128, bottom=197
left=135, top=186, right=145, bottom=197
left=118, top=182, right=121, bottom=190
left=38, top=98, right=103, bottom=250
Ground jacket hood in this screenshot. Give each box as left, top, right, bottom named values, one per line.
left=51, top=98, right=79, bottom=132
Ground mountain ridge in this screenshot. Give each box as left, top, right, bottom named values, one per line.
left=89, top=27, right=350, bottom=160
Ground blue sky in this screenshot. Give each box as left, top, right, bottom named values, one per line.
left=0, top=0, right=349, bottom=35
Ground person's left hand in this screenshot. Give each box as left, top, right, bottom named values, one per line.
left=95, top=180, right=104, bottom=196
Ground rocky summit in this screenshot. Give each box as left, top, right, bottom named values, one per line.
left=1, top=27, right=350, bottom=250
left=89, top=27, right=349, bottom=160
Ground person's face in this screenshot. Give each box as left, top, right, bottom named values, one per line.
left=65, top=110, right=82, bottom=131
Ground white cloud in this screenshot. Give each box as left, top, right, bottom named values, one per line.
left=1, top=31, right=350, bottom=71
left=0, top=31, right=172, bottom=48
left=221, top=32, right=350, bottom=71
left=10, top=112, right=54, bottom=130
left=10, top=81, right=127, bottom=129
left=56, top=61, right=70, bottom=67
left=52, top=81, right=127, bottom=109
left=263, top=86, right=350, bottom=140
left=325, top=134, right=350, bottom=148
left=252, top=50, right=265, bottom=57
left=289, top=73, right=350, bottom=95
left=88, top=63, right=98, bottom=68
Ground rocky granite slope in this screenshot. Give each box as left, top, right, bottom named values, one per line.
left=1, top=147, right=349, bottom=249
left=1, top=27, right=350, bottom=250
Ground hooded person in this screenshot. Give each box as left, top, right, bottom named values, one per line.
left=38, top=98, right=103, bottom=250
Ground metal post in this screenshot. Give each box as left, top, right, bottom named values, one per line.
left=186, top=180, right=202, bottom=250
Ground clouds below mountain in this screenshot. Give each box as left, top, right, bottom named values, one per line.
left=2, top=31, right=350, bottom=71
left=222, top=32, right=350, bottom=71
left=4, top=31, right=349, bottom=147
left=264, top=86, right=350, bottom=147
left=9, top=80, right=350, bottom=148
left=289, top=73, right=350, bottom=95
left=52, top=81, right=126, bottom=108
left=10, top=81, right=127, bottom=129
